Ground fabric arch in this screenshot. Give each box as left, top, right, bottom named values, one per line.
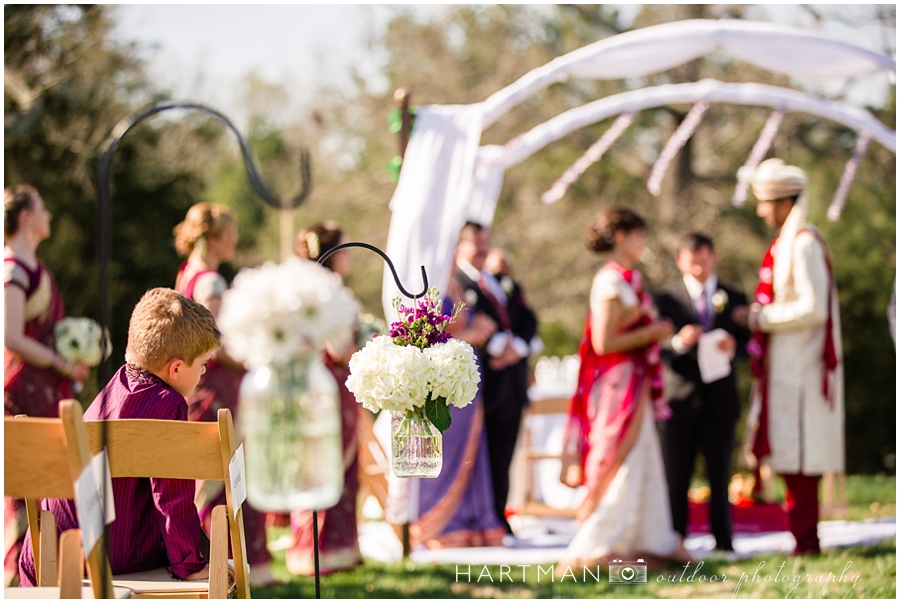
left=481, top=19, right=895, bottom=129
left=382, top=19, right=896, bottom=319
left=494, top=79, right=896, bottom=172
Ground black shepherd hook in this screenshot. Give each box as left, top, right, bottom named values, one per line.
left=300, top=243, right=425, bottom=598
left=317, top=241, right=429, bottom=299
left=98, top=100, right=311, bottom=210
left=94, top=101, right=312, bottom=598
left=96, top=100, right=312, bottom=381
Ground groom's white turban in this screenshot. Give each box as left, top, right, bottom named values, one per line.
left=748, top=158, right=812, bottom=295
left=750, top=158, right=807, bottom=201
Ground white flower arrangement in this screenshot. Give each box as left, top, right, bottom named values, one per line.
left=712, top=288, right=729, bottom=313
left=54, top=317, right=111, bottom=367
left=345, top=288, right=480, bottom=432
left=218, top=256, right=359, bottom=370
left=346, top=337, right=479, bottom=417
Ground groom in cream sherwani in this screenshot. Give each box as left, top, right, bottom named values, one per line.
left=746, top=158, right=844, bottom=555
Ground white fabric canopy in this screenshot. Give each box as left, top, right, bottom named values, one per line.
left=381, top=104, right=483, bottom=318
left=481, top=19, right=896, bottom=128
left=493, top=79, right=896, bottom=171
left=382, top=19, right=896, bottom=319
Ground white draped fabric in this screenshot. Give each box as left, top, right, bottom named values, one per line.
left=381, top=104, right=483, bottom=318
left=481, top=19, right=895, bottom=129
left=467, top=145, right=507, bottom=226
left=382, top=19, right=896, bottom=319
left=496, top=80, right=896, bottom=170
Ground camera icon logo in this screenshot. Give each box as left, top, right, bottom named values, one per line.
left=608, top=558, right=647, bottom=584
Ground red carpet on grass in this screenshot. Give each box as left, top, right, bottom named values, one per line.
left=687, top=500, right=789, bottom=534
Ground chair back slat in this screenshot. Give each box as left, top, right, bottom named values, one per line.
left=4, top=401, right=115, bottom=599
left=4, top=418, right=74, bottom=499
left=217, top=409, right=251, bottom=599
left=83, top=409, right=250, bottom=598
left=84, top=420, right=223, bottom=480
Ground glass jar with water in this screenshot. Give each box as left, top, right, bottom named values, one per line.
left=238, top=357, right=343, bottom=511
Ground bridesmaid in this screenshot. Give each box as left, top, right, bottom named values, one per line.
left=172, top=202, right=276, bottom=587
left=404, top=277, right=507, bottom=549
left=287, top=221, right=364, bottom=576
left=4, top=185, right=89, bottom=584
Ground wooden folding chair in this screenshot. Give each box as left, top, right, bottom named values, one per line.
left=84, top=408, right=250, bottom=599
left=512, top=396, right=578, bottom=518
left=4, top=400, right=129, bottom=599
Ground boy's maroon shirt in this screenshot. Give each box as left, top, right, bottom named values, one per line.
left=19, top=364, right=207, bottom=584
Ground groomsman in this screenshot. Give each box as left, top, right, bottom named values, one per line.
left=451, top=222, right=537, bottom=535
left=655, top=233, right=751, bottom=552
left=485, top=248, right=544, bottom=364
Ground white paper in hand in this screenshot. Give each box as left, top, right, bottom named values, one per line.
left=698, top=328, right=732, bottom=384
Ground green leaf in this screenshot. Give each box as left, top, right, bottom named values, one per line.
left=387, top=109, right=401, bottom=133
left=424, top=394, right=451, bottom=432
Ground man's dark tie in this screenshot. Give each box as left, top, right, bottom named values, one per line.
left=696, top=289, right=712, bottom=331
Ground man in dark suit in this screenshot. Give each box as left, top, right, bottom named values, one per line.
left=452, top=222, right=538, bottom=534
left=655, top=232, right=751, bottom=553
left=485, top=248, right=544, bottom=365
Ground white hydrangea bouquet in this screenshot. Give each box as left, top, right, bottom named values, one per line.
left=54, top=317, right=112, bottom=366
left=217, top=256, right=360, bottom=510
left=346, top=287, right=480, bottom=433
left=217, top=256, right=359, bottom=369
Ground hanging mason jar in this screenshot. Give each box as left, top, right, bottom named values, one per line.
left=390, top=408, right=442, bottom=478
left=238, top=356, right=343, bottom=511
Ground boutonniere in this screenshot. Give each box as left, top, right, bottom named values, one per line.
left=499, top=275, right=514, bottom=297
left=464, top=288, right=479, bottom=308
left=711, top=289, right=729, bottom=313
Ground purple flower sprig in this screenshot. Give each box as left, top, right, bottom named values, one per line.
left=390, top=287, right=463, bottom=350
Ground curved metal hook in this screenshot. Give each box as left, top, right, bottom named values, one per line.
left=316, top=242, right=429, bottom=299
left=98, top=100, right=311, bottom=210
left=95, top=100, right=312, bottom=387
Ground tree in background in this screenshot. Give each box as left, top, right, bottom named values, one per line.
left=4, top=5, right=233, bottom=399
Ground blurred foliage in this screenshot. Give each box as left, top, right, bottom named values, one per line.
left=5, top=5, right=223, bottom=399
left=4, top=5, right=895, bottom=471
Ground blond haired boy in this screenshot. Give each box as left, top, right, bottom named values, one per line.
left=20, top=288, right=221, bottom=584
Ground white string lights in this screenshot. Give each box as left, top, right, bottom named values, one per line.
left=827, top=133, right=871, bottom=221
left=647, top=101, right=710, bottom=196
left=732, top=110, right=785, bottom=207
left=540, top=113, right=635, bottom=205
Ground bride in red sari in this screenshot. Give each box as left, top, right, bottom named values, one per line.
left=4, top=185, right=89, bottom=583
left=559, top=207, right=691, bottom=571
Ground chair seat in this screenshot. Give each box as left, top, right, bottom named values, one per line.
left=5, top=586, right=134, bottom=599
left=110, top=567, right=210, bottom=593
left=110, top=563, right=236, bottom=596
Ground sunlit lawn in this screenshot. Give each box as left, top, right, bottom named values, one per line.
left=254, top=475, right=896, bottom=599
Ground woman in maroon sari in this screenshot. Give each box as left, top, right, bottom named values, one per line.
left=287, top=221, right=363, bottom=576
left=403, top=279, right=506, bottom=549
left=558, top=207, right=691, bottom=571
left=4, top=185, right=89, bottom=583
left=173, top=202, right=276, bottom=587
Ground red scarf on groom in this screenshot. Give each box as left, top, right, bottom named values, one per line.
left=749, top=229, right=838, bottom=460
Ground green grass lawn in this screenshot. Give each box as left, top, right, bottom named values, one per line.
left=253, top=475, right=896, bottom=599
